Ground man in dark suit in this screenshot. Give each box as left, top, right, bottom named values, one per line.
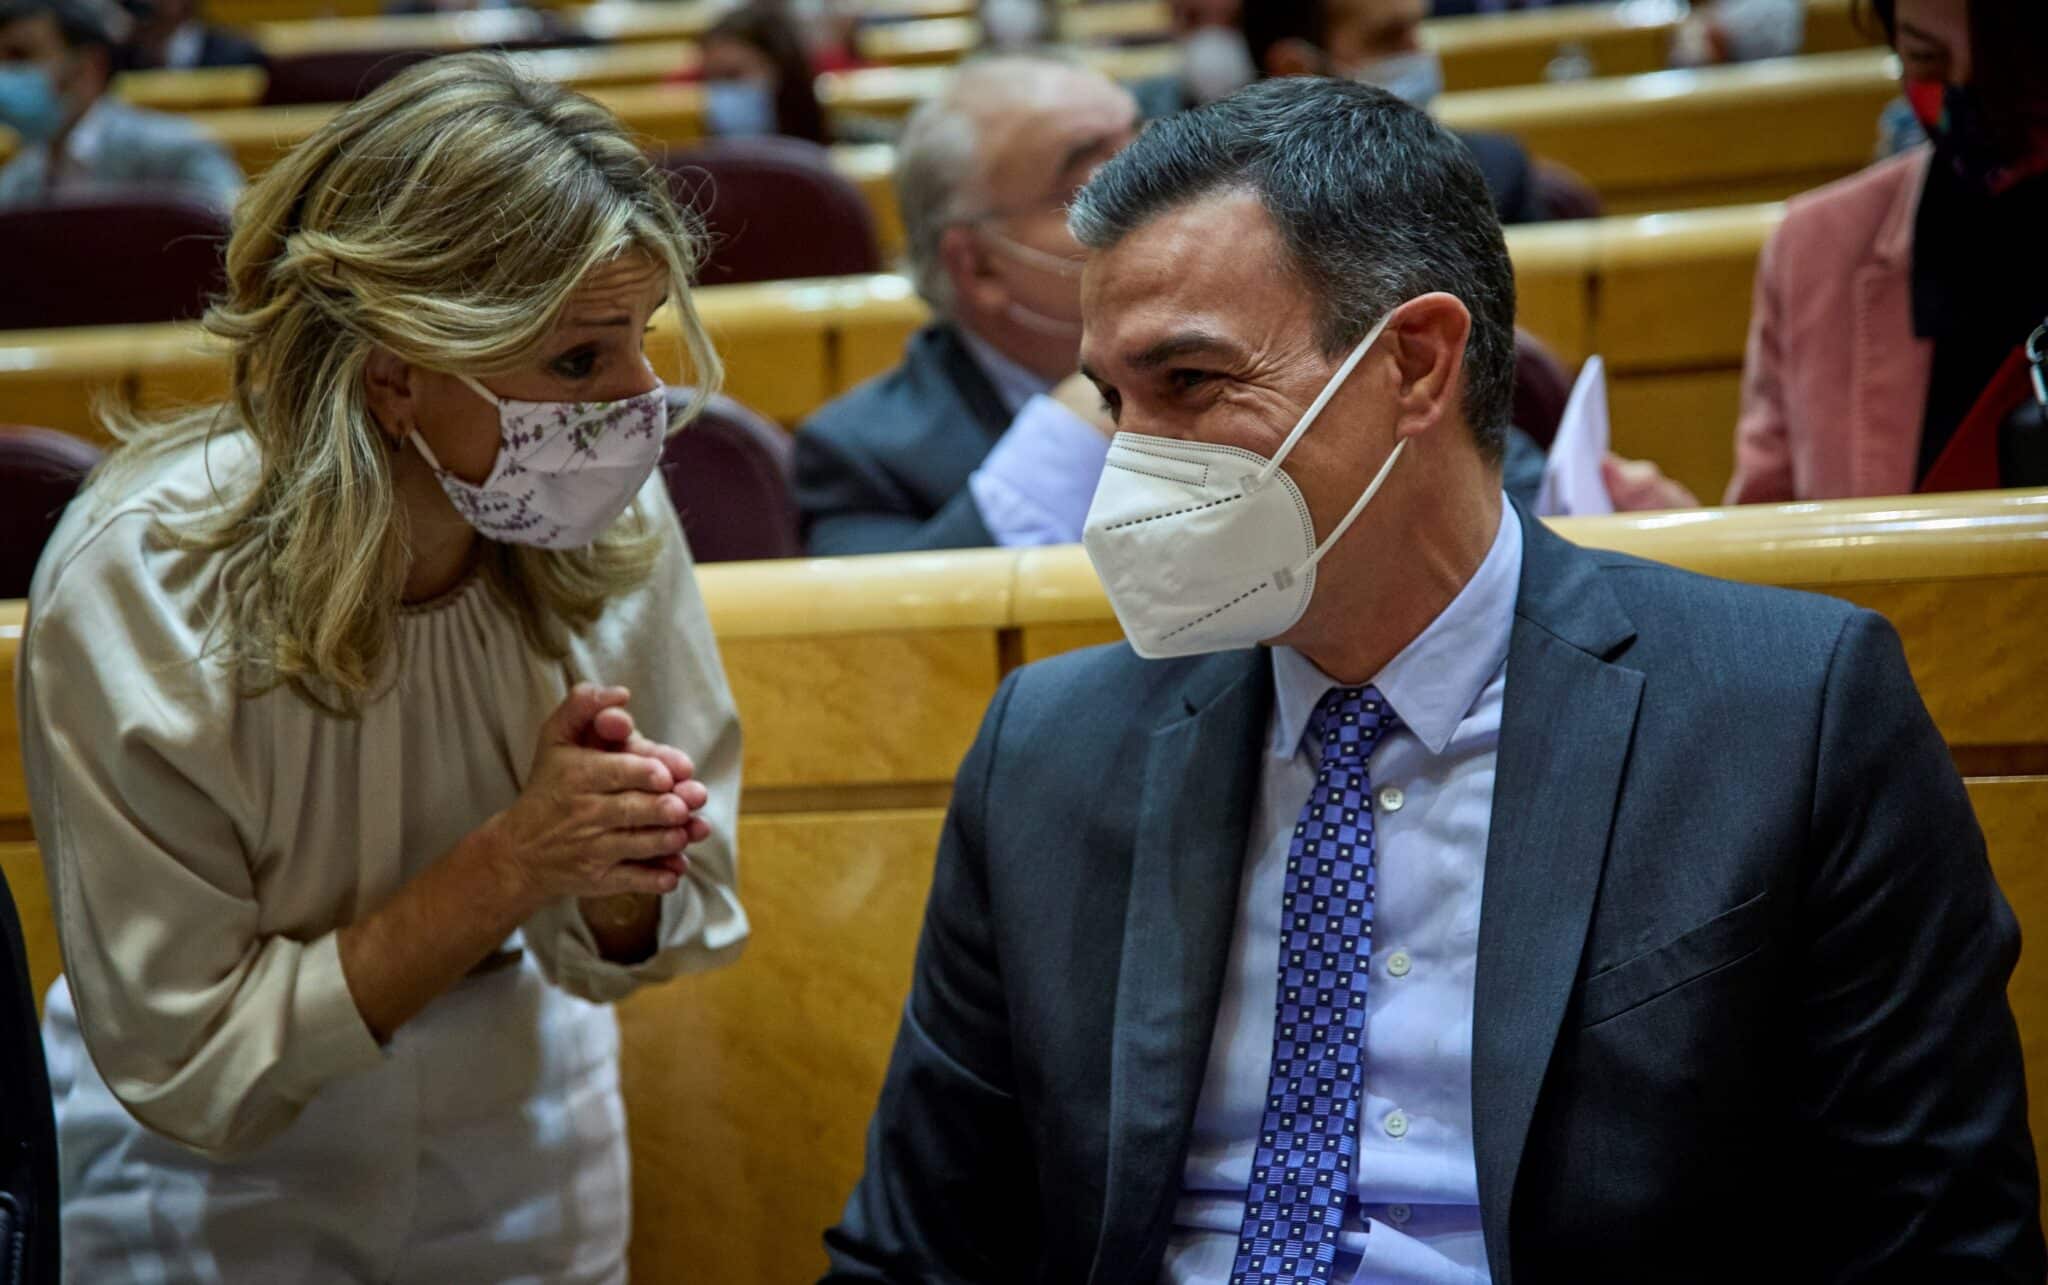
left=824, top=77, right=2043, bottom=1283
left=793, top=57, right=1139, bottom=556
left=1131, top=0, right=1551, bottom=226
left=115, top=0, right=264, bottom=69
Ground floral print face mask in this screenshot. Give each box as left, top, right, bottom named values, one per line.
left=410, top=373, right=671, bottom=549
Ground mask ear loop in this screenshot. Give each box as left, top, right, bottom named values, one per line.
left=1251, top=305, right=1402, bottom=491
left=459, top=374, right=504, bottom=407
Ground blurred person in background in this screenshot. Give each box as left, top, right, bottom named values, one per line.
left=21, top=54, right=747, bottom=1279
left=115, top=0, right=263, bottom=71
left=1728, top=0, right=2048, bottom=501
left=1131, top=0, right=1254, bottom=118
left=1670, top=0, right=1805, bottom=66
left=1139, top=0, right=1555, bottom=225
left=696, top=2, right=828, bottom=143
left=794, top=56, right=1136, bottom=555
left=0, top=0, right=241, bottom=209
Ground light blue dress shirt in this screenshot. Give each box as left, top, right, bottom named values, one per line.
left=1162, top=504, right=1523, bottom=1285
left=957, top=329, right=1111, bottom=547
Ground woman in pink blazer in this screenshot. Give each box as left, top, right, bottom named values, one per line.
left=1727, top=0, right=2048, bottom=504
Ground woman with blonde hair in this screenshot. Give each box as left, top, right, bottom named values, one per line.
left=19, top=52, right=747, bottom=1279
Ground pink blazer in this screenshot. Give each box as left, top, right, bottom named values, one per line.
left=1726, top=148, right=1936, bottom=504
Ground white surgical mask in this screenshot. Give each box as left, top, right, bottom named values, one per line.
left=1081, top=307, right=1407, bottom=659
left=979, top=227, right=1085, bottom=337
left=1180, top=27, right=1256, bottom=105
left=1350, top=48, right=1444, bottom=110
left=411, top=374, right=670, bottom=549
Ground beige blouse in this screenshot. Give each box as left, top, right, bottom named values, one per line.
left=18, top=432, right=748, bottom=1159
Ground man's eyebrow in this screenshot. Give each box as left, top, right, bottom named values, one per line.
left=1128, top=332, right=1240, bottom=369
left=1895, top=20, right=1942, bottom=44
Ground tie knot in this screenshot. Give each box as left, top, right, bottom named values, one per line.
left=1306, top=685, right=1398, bottom=765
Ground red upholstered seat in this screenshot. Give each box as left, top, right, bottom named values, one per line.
left=658, top=390, right=800, bottom=563
left=0, top=427, right=102, bottom=598
left=661, top=136, right=881, bottom=286
left=0, top=196, right=227, bottom=330
left=1512, top=327, right=1576, bottom=451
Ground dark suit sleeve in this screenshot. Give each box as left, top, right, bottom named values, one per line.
left=1796, top=611, right=2045, bottom=1280
left=794, top=423, right=996, bottom=557
left=823, top=675, right=1036, bottom=1283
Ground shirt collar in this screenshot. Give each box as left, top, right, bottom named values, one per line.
left=956, top=326, right=1054, bottom=417
left=1270, top=501, right=1523, bottom=759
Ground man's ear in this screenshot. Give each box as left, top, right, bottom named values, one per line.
left=939, top=223, right=1006, bottom=316
left=1264, top=37, right=1325, bottom=79
left=1386, top=293, right=1472, bottom=441
left=363, top=349, right=417, bottom=447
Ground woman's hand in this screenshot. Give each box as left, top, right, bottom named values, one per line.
left=478, top=684, right=706, bottom=911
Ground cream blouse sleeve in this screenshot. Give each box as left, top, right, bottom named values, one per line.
left=520, top=480, right=750, bottom=1002
left=19, top=516, right=385, bottom=1160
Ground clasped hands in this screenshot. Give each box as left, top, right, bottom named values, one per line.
left=481, top=683, right=712, bottom=908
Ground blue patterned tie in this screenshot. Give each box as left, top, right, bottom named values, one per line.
left=1231, top=686, right=1400, bottom=1284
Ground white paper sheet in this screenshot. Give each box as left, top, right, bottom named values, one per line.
left=1536, top=354, right=1614, bottom=518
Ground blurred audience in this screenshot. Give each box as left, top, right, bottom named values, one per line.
left=1131, top=0, right=1252, bottom=115
left=0, top=0, right=242, bottom=210
left=1728, top=0, right=2048, bottom=501
left=114, top=0, right=262, bottom=71
left=794, top=57, right=1135, bottom=556
left=697, top=3, right=828, bottom=143
left=1137, top=0, right=1556, bottom=225
left=1670, top=0, right=1804, bottom=65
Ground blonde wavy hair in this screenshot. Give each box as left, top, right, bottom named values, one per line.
left=99, top=52, right=722, bottom=714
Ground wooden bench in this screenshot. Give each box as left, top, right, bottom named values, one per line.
left=0, top=273, right=929, bottom=438
left=5, top=491, right=2045, bottom=1281
left=0, top=205, right=1773, bottom=489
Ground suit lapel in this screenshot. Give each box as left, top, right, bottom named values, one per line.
left=1087, top=651, right=1271, bottom=1284
left=1471, top=510, right=1644, bottom=1282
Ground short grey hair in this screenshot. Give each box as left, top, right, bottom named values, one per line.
left=893, top=54, right=1082, bottom=316
left=1068, top=77, right=1519, bottom=455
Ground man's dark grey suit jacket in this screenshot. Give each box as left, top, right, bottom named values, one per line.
left=824, top=504, right=2044, bottom=1283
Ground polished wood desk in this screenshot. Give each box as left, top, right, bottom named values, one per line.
left=1439, top=47, right=1898, bottom=212
left=0, top=273, right=929, bottom=438
left=3, top=492, right=2044, bottom=1281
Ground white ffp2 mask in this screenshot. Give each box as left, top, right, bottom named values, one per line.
left=411, top=374, right=670, bottom=550
left=1080, top=308, right=1407, bottom=659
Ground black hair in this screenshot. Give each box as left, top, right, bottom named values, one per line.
left=705, top=2, right=828, bottom=145
left=0, top=0, right=120, bottom=50
left=1240, top=0, right=1327, bottom=75
left=1069, top=75, right=1518, bottom=455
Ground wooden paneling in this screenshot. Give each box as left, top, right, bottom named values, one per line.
left=1606, top=368, right=1745, bottom=506
left=1970, top=774, right=2048, bottom=1230
left=617, top=807, right=943, bottom=1285
left=1424, top=1, right=1675, bottom=90
left=1, top=843, right=55, bottom=1013
left=0, top=602, right=23, bottom=831
left=1591, top=203, right=1782, bottom=370
left=723, top=629, right=1000, bottom=795
left=1438, top=49, right=1897, bottom=212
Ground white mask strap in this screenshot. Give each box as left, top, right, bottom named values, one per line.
left=408, top=429, right=447, bottom=474
left=1294, top=437, right=1406, bottom=579
left=459, top=374, right=503, bottom=408
left=1252, top=304, right=1401, bottom=489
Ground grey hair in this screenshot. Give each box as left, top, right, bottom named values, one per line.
left=1068, top=77, right=1518, bottom=456
left=894, top=53, right=1086, bottom=315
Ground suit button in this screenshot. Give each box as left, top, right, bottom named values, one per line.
left=1386, top=950, right=1412, bottom=978
left=1383, top=1110, right=1409, bottom=1139
left=1376, top=786, right=1404, bottom=813
left=1387, top=1204, right=1413, bottom=1226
